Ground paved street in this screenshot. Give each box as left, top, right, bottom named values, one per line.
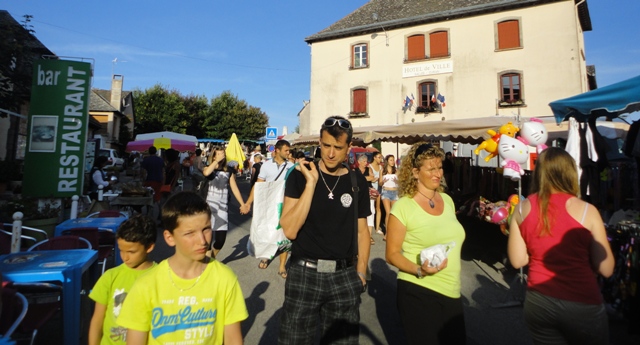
left=29, top=172, right=639, bottom=345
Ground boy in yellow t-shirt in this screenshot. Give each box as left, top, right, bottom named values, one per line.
left=117, top=191, right=248, bottom=345
left=89, top=214, right=158, bottom=345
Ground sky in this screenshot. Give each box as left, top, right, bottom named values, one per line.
left=3, top=0, right=640, bottom=135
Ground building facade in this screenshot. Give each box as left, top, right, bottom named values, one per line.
left=302, top=0, right=592, bottom=154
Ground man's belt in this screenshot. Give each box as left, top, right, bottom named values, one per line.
left=291, top=257, right=355, bottom=273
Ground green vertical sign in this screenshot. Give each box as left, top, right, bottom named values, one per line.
left=23, top=59, right=92, bottom=197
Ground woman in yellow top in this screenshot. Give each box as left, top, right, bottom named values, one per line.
left=385, top=143, right=466, bottom=345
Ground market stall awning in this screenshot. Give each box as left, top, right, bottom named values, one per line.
left=350, top=116, right=629, bottom=145
left=135, top=131, right=198, bottom=145
left=352, top=117, right=513, bottom=145
left=549, top=75, right=640, bottom=123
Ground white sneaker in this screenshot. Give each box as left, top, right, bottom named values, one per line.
left=376, top=229, right=383, bottom=235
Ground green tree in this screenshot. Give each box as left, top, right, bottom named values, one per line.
left=132, top=86, right=269, bottom=141
left=181, top=94, right=210, bottom=139
left=0, top=14, right=45, bottom=111
left=205, top=91, right=269, bottom=140
left=132, top=84, right=186, bottom=134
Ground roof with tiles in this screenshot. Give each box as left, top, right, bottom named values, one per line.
left=305, top=0, right=591, bottom=43
left=0, top=10, right=55, bottom=56
left=89, top=90, right=118, bottom=112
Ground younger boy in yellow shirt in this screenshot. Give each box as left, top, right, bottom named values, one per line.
left=89, top=214, right=157, bottom=345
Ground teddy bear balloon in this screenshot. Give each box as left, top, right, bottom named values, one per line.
left=498, top=135, right=529, bottom=181
left=519, top=118, right=548, bottom=154
left=474, top=122, right=519, bottom=162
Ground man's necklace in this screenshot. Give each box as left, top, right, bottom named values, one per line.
left=319, top=169, right=341, bottom=199
left=417, top=189, right=437, bottom=208
left=168, top=263, right=206, bottom=292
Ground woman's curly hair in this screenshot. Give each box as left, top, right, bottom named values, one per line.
left=398, top=142, right=445, bottom=198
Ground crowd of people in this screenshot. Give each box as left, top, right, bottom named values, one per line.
left=86, top=115, right=616, bottom=345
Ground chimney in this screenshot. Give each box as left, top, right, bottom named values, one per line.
left=110, top=74, right=123, bottom=111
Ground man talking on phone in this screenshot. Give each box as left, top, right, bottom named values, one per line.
left=278, top=115, right=371, bottom=344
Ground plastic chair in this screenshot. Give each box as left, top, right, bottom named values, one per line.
left=0, top=229, right=38, bottom=254
left=0, top=286, right=28, bottom=339
left=5, top=282, right=62, bottom=345
left=61, top=227, right=114, bottom=274
left=2, top=224, right=49, bottom=242
left=26, top=235, right=92, bottom=251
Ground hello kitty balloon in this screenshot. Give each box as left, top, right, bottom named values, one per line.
left=498, top=135, right=529, bottom=181
left=520, top=118, right=548, bottom=154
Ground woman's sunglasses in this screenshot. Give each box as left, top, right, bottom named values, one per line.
left=414, top=143, right=433, bottom=158
left=322, top=117, right=352, bottom=130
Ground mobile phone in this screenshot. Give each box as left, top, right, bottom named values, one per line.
left=304, top=157, right=314, bottom=162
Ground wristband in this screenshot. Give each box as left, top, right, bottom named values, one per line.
left=357, top=272, right=366, bottom=281
left=416, top=266, right=424, bottom=279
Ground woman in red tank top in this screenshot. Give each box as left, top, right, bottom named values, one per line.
left=508, top=147, right=614, bottom=345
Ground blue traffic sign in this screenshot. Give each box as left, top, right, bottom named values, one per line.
left=265, top=127, right=278, bottom=140
left=268, top=145, right=275, bottom=152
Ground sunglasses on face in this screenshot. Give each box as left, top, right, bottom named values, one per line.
left=414, top=143, right=433, bottom=159
left=322, top=117, right=352, bottom=130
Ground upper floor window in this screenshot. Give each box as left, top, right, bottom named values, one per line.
left=352, top=43, right=368, bottom=69
left=351, top=88, right=367, bottom=115
left=429, top=31, right=449, bottom=58
left=417, top=82, right=439, bottom=112
left=500, top=73, right=524, bottom=106
left=407, top=34, right=425, bottom=62
left=497, top=20, right=521, bottom=50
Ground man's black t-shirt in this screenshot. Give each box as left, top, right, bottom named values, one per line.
left=284, top=162, right=371, bottom=260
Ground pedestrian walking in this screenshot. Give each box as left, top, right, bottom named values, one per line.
left=203, top=146, right=247, bottom=258
left=243, top=140, right=294, bottom=278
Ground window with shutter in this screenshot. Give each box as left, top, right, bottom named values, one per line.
left=429, top=31, right=449, bottom=58
left=353, top=89, right=367, bottom=114
left=407, top=34, right=425, bottom=61
left=498, top=20, right=520, bottom=49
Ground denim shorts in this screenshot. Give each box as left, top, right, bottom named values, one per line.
left=381, top=189, right=398, bottom=201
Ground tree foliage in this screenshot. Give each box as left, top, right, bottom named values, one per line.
left=132, top=85, right=269, bottom=141
left=0, top=14, right=43, bottom=112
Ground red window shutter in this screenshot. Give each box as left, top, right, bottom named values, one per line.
left=430, top=31, right=448, bottom=58
left=353, top=89, right=366, bottom=113
left=408, top=35, right=425, bottom=61
left=498, top=20, right=520, bottom=49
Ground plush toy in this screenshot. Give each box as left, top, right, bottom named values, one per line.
left=520, top=118, right=548, bottom=154
left=498, top=135, right=529, bottom=181
left=474, top=122, right=519, bottom=162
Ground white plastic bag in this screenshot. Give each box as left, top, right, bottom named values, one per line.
left=420, top=242, right=455, bottom=267
left=249, top=178, right=292, bottom=260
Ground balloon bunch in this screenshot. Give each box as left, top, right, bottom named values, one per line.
left=474, top=122, right=519, bottom=162
left=497, top=118, right=550, bottom=181
left=475, top=194, right=522, bottom=236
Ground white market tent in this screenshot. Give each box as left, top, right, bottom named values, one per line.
left=135, top=131, right=198, bottom=145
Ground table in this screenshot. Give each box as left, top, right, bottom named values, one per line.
left=110, top=196, right=154, bottom=215
left=55, top=217, right=128, bottom=265
left=0, top=250, right=98, bottom=345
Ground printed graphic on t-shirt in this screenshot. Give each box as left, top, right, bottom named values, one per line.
left=111, top=288, right=128, bottom=342
left=150, top=296, right=218, bottom=341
